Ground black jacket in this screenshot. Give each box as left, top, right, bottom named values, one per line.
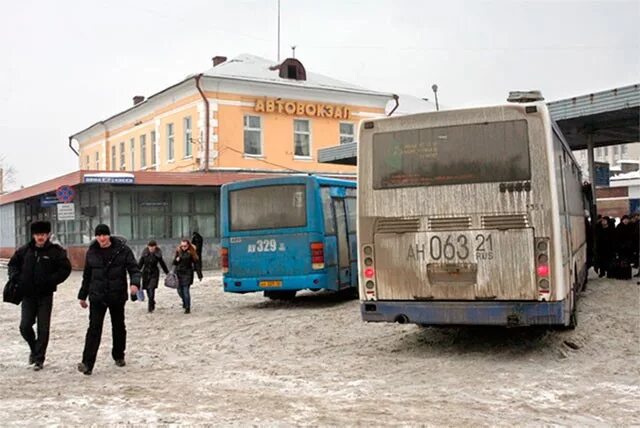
left=173, top=248, right=202, bottom=287
left=8, top=240, right=71, bottom=297
left=78, top=237, right=141, bottom=303
left=138, top=248, right=169, bottom=289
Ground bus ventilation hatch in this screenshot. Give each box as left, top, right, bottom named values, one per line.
left=375, top=218, right=420, bottom=233
left=428, top=217, right=471, bottom=231
left=481, top=214, right=529, bottom=230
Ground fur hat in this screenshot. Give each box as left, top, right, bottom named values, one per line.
left=94, top=224, right=111, bottom=236
left=31, top=221, right=51, bottom=235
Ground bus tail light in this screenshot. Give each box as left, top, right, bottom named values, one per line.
left=362, top=245, right=376, bottom=300
left=311, top=242, right=324, bottom=269
left=535, top=238, right=550, bottom=296
left=221, top=247, right=229, bottom=273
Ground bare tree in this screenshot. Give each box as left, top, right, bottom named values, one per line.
left=0, top=154, right=17, bottom=193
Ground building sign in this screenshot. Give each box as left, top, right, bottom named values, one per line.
left=40, top=195, right=59, bottom=207
left=57, top=203, right=76, bottom=221
left=594, top=161, right=609, bottom=187
left=84, top=173, right=135, bottom=184
left=254, top=98, right=351, bottom=120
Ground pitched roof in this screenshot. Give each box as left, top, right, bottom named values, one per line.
left=201, top=54, right=391, bottom=96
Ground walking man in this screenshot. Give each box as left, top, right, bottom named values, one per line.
left=77, top=224, right=141, bottom=375
left=8, top=221, right=71, bottom=370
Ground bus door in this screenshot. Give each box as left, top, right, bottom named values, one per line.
left=331, top=195, right=352, bottom=288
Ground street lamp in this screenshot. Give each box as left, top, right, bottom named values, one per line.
left=431, top=84, right=439, bottom=111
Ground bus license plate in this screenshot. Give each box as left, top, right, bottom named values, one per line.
left=259, top=280, right=282, bottom=288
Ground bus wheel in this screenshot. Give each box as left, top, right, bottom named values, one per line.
left=264, top=290, right=296, bottom=301
left=338, top=287, right=359, bottom=300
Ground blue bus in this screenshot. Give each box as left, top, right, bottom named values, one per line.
left=220, top=175, right=357, bottom=300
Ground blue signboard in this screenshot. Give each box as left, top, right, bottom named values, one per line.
left=40, top=195, right=59, bottom=207
left=594, top=162, right=610, bottom=187
left=630, top=199, right=640, bottom=214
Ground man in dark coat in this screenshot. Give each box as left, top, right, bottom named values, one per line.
left=77, top=224, right=141, bottom=375
left=8, top=221, right=71, bottom=370
left=191, top=229, right=204, bottom=270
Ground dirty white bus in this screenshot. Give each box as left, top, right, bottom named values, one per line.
left=357, top=93, right=589, bottom=328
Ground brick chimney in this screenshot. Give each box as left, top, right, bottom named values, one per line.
left=133, top=95, right=145, bottom=105
left=212, top=56, right=227, bottom=67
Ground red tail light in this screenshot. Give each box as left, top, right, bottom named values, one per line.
left=221, top=247, right=229, bottom=273
left=364, top=267, right=375, bottom=278
left=536, top=264, right=549, bottom=277
left=311, top=242, right=324, bottom=269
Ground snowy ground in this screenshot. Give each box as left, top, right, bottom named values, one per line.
left=0, top=269, right=638, bottom=426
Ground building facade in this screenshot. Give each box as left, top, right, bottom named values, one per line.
left=0, top=54, right=392, bottom=268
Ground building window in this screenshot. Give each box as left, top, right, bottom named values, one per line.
left=119, top=142, right=125, bottom=170
left=140, top=134, right=147, bottom=168
left=130, top=138, right=136, bottom=170
left=604, top=147, right=608, bottom=156
left=85, top=155, right=90, bottom=169
left=243, top=115, right=262, bottom=156
left=95, top=151, right=100, bottom=170
left=293, top=119, right=311, bottom=157
left=167, top=123, right=174, bottom=161
left=111, top=146, right=116, bottom=171
left=184, top=116, right=192, bottom=158
left=151, top=130, right=157, bottom=165
left=339, top=122, right=355, bottom=145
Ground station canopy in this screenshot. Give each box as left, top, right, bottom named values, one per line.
left=318, top=84, right=640, bottom=165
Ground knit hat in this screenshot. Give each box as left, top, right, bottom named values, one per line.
left=94, top=224, right=111, bottom=236
left=31, top=221, right=51, bottom=235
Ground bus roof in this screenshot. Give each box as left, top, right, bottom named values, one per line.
left=222, top=174, right=356, bottom=192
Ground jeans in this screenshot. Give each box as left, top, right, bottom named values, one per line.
left=20, top=294, right=53, bottom=364
left=177, top=285, right=191, bottom=309
left=81, top=299, right=126, bottom=370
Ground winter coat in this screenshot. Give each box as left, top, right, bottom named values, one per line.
left=615, top=222, right=635, bottom=262
left=173, top=247, right=202, bottom=287
left=78, top=237, right=141, bottom=303
left=8, top=240, right=71, bottom=297
left=595, top=224, right=614, bottom=263
left=191, top=232, right=203, bottom=260
left=138, top=248, right=169, bottom=290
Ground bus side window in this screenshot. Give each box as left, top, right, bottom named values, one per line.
left=321, top=187, right=336, bottom=234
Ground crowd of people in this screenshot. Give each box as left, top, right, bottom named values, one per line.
left=6, top=221, right=204, bottom=375
left=593, top=213, right=640, bottom=279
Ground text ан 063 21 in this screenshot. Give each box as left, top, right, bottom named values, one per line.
left=407, top=234, right=494, bottom=261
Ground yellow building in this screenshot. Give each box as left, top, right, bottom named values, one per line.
left=72, top=54, right=392, bottom=176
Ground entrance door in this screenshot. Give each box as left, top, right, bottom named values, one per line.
left=333, top=198, right=351, bottom=287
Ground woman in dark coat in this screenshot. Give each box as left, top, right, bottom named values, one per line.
left=138, top=240, right=169, bottom=313
left=173, top=238, right=202, bottom=313
left=595, top=217, right=614, bottom=278
left=615, top=216, right=635, bottom=273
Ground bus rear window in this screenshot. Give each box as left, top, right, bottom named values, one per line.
left=372, top=120, right=530, bottom=189
left=229, top=184, right=307, bottom=231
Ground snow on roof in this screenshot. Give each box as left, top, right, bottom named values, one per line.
left=610, top=165, right=623, bottom=171
left=203, top=54, right=390, bottom=97
left=617, top=159, right=640, bottom=164
left=611, top=170, right=640, bottom=180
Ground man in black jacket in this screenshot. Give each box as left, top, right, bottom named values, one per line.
left=77, top=224, right=141, bottom=375
left=8, top=221, right=72, bottom=371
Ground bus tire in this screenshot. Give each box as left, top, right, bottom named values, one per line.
left=264, top=290, right=296, bottom=301
left=567, top=288, right=578, bottom=330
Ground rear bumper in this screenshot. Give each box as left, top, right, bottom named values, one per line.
left=360, top=300, right=569, bottom=326
left=223, top=273, right=332, bottom=293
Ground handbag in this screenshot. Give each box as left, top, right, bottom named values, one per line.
left=164, top=271, right=179, bottom=289
left=3, top=279, right=23, bottom=305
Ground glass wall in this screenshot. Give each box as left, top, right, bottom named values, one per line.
left=113, top=187, right=219, bottom=240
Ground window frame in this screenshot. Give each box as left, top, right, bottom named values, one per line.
left=95, top=151, right=100, bottom=170
left=130, top=138, right=136, bottom=170
left=167, top=123, right=175, bottom=162
left=293, top=118, right=312, bottom=159
left=150, top=130, right=157, bottom=166
left=111, top=146, right=116, bottom=171
left=243, top=114, right=263, bottom=157
left=119, top=142, right=125, bottom=170
left=140, top=134, right=147, bottom=168
left=184, top=116, right=192, bottom=158
left=339, top=122, right=356, bottom=145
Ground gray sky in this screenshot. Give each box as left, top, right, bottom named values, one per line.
left=1, top=0, right=638, bottom=189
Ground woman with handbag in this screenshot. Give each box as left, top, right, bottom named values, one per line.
left=173, top=238, right=202, bottom=314
left=138, top=240, right=169, bottom=313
